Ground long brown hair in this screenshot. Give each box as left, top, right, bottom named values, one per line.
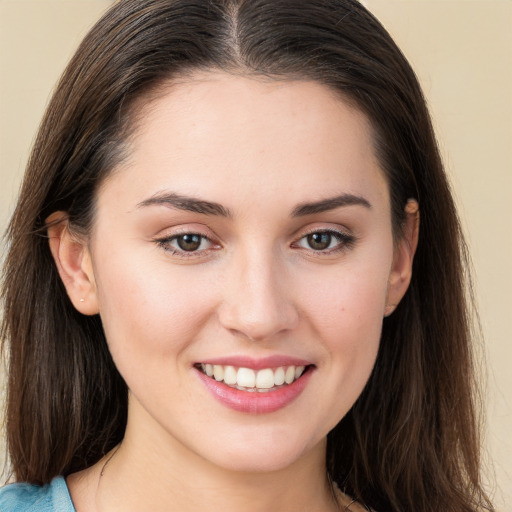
left=1, top=1, right=493, bottom=510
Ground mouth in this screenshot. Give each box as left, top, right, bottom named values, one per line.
left=194, top=359, right=315, bottom=413
left=195, top=363, right=312, bottom=393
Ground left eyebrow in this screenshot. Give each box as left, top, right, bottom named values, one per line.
left=291, top=193, right=372, bottom=217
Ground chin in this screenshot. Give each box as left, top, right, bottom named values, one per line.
left=198, top=429, right=324, bottom=474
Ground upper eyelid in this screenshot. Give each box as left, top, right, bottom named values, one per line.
left=154, top=224, right=217, bottom=240
left=158, top=231, right=212, bottom=240
left=293, top=225, right=353, bottom=241
left=298, top=226, right=348, bottom=236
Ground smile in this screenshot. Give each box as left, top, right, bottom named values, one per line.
left=194, top=358, right=314, bottom=414
left=197, top=363, right=307, bottom=392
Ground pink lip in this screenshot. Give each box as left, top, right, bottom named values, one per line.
left=198, top=355, right=312, bottom=370
left=195, top=366, right=313, bottom=414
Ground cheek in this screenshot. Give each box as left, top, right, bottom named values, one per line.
left=297, top=255, right=390, bottom=394
left=300, top=256, right=390, bottom=338
left=91, top=247, right=216, bottom=370
left=308, top=273, right=386, bottom=427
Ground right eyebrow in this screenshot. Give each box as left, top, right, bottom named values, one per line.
left=136, top=192, right=233, bottom=218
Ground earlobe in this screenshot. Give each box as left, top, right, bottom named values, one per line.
left=385, top=199, right=419, bottom=317
left=46, top=212, right=99, bottom=315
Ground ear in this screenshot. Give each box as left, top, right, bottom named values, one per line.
left=385, top=199, right=420, bottom=317
left=46, top=212, right=99, bottom=315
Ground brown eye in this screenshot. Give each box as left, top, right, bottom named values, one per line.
left=294, top=229, right=355, bottom=254
left=155, top=231, right=218, bottom=257
left=176, top=234, right=202, bottom=251
left=306, top=232, right=333, bottom=251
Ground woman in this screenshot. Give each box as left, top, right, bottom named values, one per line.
left=0, top=0, right=494, bottom=511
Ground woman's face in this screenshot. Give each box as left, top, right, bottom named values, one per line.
left=76, top=72, right=412, bottom=473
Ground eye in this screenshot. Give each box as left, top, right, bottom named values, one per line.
left=294, top=230, right=354, bottom=253
left=155, top=232, right=216, bottom=255
left=174, top=234, right=206, bottom=252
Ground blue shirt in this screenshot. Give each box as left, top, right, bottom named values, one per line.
left=0, top=477, right=75, bottom=512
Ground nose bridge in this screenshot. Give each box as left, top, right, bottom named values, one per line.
left=219, top=240, right=298, bottom=341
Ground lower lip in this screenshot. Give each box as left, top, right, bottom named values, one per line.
left=195, top=368, right=313, bottom=414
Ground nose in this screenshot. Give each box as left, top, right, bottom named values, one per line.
left=218, top=246, right=299, bottom=342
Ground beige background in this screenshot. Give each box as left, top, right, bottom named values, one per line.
left=1, top=0, right=510, bottom=508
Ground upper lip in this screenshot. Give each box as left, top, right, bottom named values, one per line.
left=196, top=355, right=313, bottom=370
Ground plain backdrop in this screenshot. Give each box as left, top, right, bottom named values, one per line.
left=0, top=0, right=510, bottom=509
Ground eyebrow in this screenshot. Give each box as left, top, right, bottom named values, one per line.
left=291, top=193, right=371, bottom=217
left=137, top=192, right=232, bottom=217
left=136, top=191, right=371, bottom=218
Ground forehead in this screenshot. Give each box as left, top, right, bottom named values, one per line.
left=102, top=71, right=388, bottom=212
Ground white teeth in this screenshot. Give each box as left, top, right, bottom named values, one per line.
left=256, top=368, right=274, bottom=389
left=200, top=363, right=309, bottom=390
left=237, top=368, right=256, bottom=388
left=213, top=365, right=224, bottom=381
left=223, top=365, right=237, bottom=385
left=285, top=366, right=295, bottom=384
left=274, top=367, right=285, bottom=386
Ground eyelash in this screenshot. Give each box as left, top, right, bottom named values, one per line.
left=154, top=228, right=355, bottom=259
left=292, top=228, right=356, bottom=255
left=154, top=232, right=218, bottom=258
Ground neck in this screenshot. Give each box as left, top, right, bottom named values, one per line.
left=71, top=404, right=340, bottom=512
left=100, top=433, right=336, bottom=512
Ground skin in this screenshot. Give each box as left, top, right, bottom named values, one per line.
left=49, top=72, right=418, bottom=512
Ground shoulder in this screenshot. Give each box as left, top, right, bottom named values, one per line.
left=0, top=476, right=75, bottom=512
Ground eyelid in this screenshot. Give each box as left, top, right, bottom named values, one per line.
left=292, top=226, right=356, bottom=254
left=152, top=223, right=356, bottom=259
left=153, top=226, right=222, bottom=258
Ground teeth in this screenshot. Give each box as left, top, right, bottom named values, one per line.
left=285, top=366, right=295, bottom=384
left=223, top=365, right=237, bottom=385
left=255, top=368, right=274, bottom=389
left=294, top=366, right=305, bottom=379
left=237, top=367, right=256, bottom=387
left=213, top=365, right=224, bottom=381
left=274, top=367, right=285, bottom=386
left=199, top=364, right=308, bottom=391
